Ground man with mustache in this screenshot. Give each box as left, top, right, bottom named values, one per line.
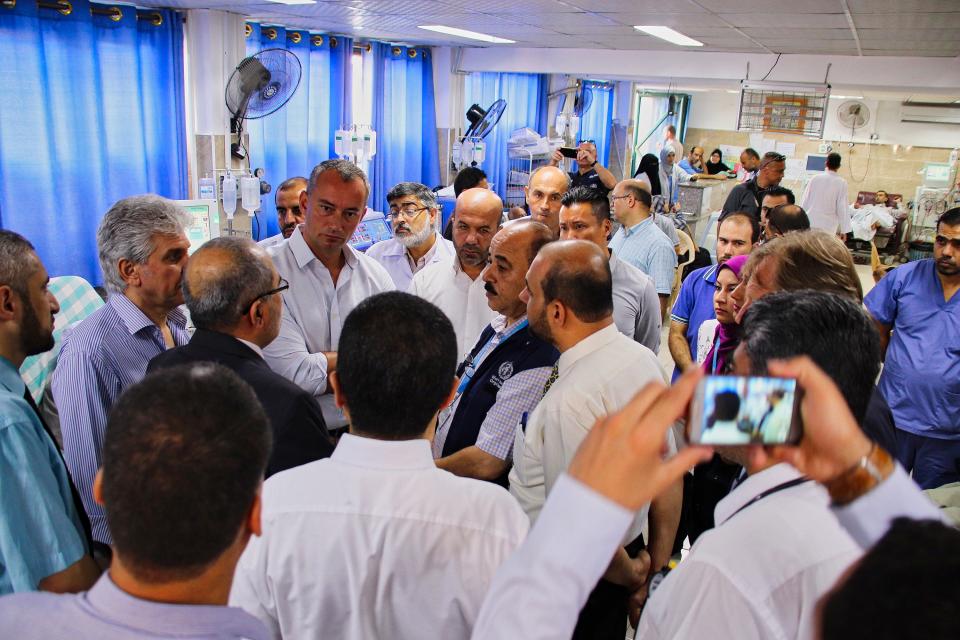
left=432, top=220, right=557, bottom=485
left=865, top=207, right=960, bottom=489
left=258, top=176, right=307, bottom=248
left=410, top=188, right=503, bottom=358
left=54, top=195, right=192, bottom=548
left=366, top=182, right=454, bottom=291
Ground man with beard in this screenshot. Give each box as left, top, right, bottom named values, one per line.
left=0, top=231, right=99, bottom=594
left=410, top=188, right=503, bottom=358
left=865, top=207, right=960, bottom=488
left=259, top=176, right=308, bottom=248
left=432, top=220, right=557, bottom=485
left=510, top=240, right=679, bottom=639
left=366, top=182, right=454, bottom=291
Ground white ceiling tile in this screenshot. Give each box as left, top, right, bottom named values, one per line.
left=440, top=0, right=579, bottom=13
left=694, top=0, right=843, bottom=12
left=741, top=28, right=853, bottom=41
left=604, top=12, right=729, bottom=27
left=851, top=12, right=960, bottom=28
left=858, top=28, right=960, bottom=42
left=564, top=0, right=705, bottom=12
left=485, top=11, right=620, bottom=28
left=720, top=13, right=851, bottom=29
left=847, top=0, right=960, bottom=12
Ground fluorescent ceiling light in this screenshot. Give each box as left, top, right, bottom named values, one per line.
left=634, top=26, right=703, bottom=47
left=830, top=95, right=864, bottom=100
left=418, top=25, right=515, bottom=44
left=726, top=90, right=740, bottom=94
left=263, top=0, right=316, bottom=4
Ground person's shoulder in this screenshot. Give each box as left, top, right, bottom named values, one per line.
left=260, top=456, right=333, bottom=505
left=413, top=255, right=456, bottom=284
left=58, top=301, right=123, bottom=356
left=435, top=469, right=528, bottom=518
left=0, top=590, right=80, bottom=635
left=364, top=238, right=400, bottom=261
left=353, top=249, right=395, bottom=287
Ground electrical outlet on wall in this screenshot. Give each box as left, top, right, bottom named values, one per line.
left=818, top=143, right=830, bottom=153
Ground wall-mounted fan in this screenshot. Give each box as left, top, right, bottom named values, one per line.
left=454, top=99, right=508, bottom=168
left=572, top=83, right=593, bottom=117
left=837, top=100, right=871, bottom=132
left=225, top=48, right=302, bottom=159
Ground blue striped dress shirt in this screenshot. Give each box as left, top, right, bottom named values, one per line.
left=608, top=217, right=678, bottom=295
left=52, top=294, right=189, bottom=544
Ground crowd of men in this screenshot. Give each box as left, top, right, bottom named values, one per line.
left=0, top=137, right=957, bottom=640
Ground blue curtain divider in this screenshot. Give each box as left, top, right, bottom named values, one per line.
left=245, top=26, right=352, bottom=239
left=369, top=43, right=441, bottom=212
left=577, top=81, right=615, bottom=168
left=0, top=0, right=187, bottom=283
left=464, top=72, right=549, bottom=203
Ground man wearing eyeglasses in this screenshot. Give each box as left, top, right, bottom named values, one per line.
left=549, top=140, right=617, bottom=202
left=263, top=159, right=395, bottom=432
left=721, top=151, right=786, bottom=219
left=149, top=237, right=333, bottom=475
left=366, top=182, right=454, bottom=292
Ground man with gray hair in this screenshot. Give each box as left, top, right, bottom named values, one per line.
left=366, top=182, right=454, bottom=291
left=148, top=237, right=333, bottom=475
left=259, top=176, right=308, bottom=248
left=53, top=194, right=191, bottom=546
left=264, top=159, right=394, bottom=432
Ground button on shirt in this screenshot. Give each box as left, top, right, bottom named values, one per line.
left=609, top=253, right=661, bottom=353
left=432, top=315, right=554, bottom=461
left=636, top=464, right=861, bottom=640
left=365, top=232, right=455, bottom=292
left=670, top=264, right=720, bottom=381
left=230, top=434, right=528, bottom=640
left=609, top=217, right=677, bottom=295
left=510, top=324, right=669, bottom=542
left=0, top=574, right=269, bottom=640
left=865, top=259, right=960, bottom=438
left=54, top=294, right=189, bottom=544
left=264, top=226, right=395, bottom=428
left=801, top=169, right=852, bottom=234
left=0, top=357, right=88, bottom=594
left=409, top=256, right=496, bottom=359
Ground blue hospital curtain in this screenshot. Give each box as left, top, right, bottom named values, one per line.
left=464, top=72, right=549, bottom=202
left=0, top=1, right=187, bottom=283
left=245, top=26, right=352, bottom=239
left=370, top=43, right=440, bottom=211
left=577, top=81, right=614, bottom=167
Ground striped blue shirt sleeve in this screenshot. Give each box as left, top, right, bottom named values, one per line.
left=52, top=349, right=116, bottom=545
left=475, top=366, right=553, bottom=462
left=649, top=243, right=678, bottom=296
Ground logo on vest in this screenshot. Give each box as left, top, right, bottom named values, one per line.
left=489, top=361, right=515, bottom=390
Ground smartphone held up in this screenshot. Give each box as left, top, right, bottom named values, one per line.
left=687, top=375, right=802, bottom=446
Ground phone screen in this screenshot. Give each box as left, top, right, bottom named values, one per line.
left=688, top=376, right=801, bottom=446
left=560, top=147, right=578, bottom=159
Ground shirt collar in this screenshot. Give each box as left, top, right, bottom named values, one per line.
left=558, top=323, right=620, bottom=375
left=490, top=314, right=527, bottom=336
left=332, top=433, right=435, bottom=470
left=110, top=294, right=187, bottom=336
left=236, top=338, right=264, bottom=358
left=623, top=217, right=653, bottom=237
left=288, top=225, right=359, bottom=271
left=0, top=356, right=25, bottom=396
left=714, top=463, right=803, bottom=526
left=85, top=574, right=269, bottom=640
left=702, top=264, right=720, bottom=284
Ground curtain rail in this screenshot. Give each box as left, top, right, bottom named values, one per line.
left=0, top=0, right=164, bottom=25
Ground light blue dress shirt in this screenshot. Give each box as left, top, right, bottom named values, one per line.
left=608, top=217, right=678, bottom=295
left=0, top=356, right=87, bottom=594
left=865, top=259, right=960, bottom=438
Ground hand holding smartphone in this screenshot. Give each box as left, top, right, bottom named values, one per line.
left=687, top=375, right=802, bottom=446
left=559, top=147, right=578, bottom=159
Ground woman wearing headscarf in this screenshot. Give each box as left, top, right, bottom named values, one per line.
left=705, top=148, right=733, bottom=175
left=699, top=254, right=748, bottom=374
left=659, top=146, right=694, bottom=211
left=633, top=153, right=662, bottom=196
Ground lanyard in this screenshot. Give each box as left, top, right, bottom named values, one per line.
left=456, top=320, right=529, bottom=394
left=728, top=477, right=811, bottom=521
left=711, top=341, right=720, bottom=374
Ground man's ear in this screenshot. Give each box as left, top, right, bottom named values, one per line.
left=247, top=299, right=265, bottom=327
left=117, top=259, right=140, bottom=288
left=329, top=371, right=345, bottom=409
left=92, top=469, right=105, bottom=507
left=247, top=485, right=263, bottom=537
left=0, top=285, right=17, bottom=321
left=439, top=377, right=458, bottom=411
left=549, top=300, right=566, bottom=327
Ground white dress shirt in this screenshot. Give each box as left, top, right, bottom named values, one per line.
left=365, top=232, right=455, bottom=292
left=510, top=323, right=669, bottom=542
left=801, top=169, right=852, bottom=234
left=637, top=463, right=861, bottom=640
left=409, top=256, right=496, bottom=359
left=231, top=434, right=528, bottom=640
left=609, top=252, right=662, bottom=353
left=264, top=226, right=395, bottom=428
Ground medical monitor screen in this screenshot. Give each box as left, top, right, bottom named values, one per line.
left=176, top=200, right=220, bottom=254
left=805, top=154, right=828, bottom=172
left=350, top=217, right=393, bottom=252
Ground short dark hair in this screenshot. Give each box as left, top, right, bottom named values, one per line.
left=541, top=253, right=613, bottom=323
left=453, top=167, right=487, bottom=198
left=767, top=204, right=811, bottom=234
left=826, top=152, right=842, bottom=170
left=276, top=176, right=308, bottom=196
left=743, top=148, right=760, bottom=160
left=741, top=290, right=880, bottom=422
left=386, top=182, right=438, bottom=210
left=718, top=211, right=761, bottom=244
left=0, top=230, right=38, bottom=298
left=821, top=518, right=960, bottom=640
left=762, top=185, right=796, bottom=205
left=337, top=292, right=457, bottom=439
left=621, top=183, right=652, bottom=208
left=938, top=206, right=960, bottom=230
left=666, top=125, right=676, bottom=135
left=560, top=185, right=610, bottom=224
left=308, top=158, right=369, bottom=199
left=102, top=363, right=271, bottom=582
left=711, top=391, right=741, bottom=422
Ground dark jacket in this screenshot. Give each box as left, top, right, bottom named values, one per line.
left=148, top=329, right=333, bottom=476
left=721, top=178, right=765, bottom=219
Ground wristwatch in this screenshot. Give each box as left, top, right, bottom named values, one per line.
left=824, top=443, right=895, bottom=506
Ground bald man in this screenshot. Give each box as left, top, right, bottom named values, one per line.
left=148, top=237, right=333, bottom=475
left=764, top=203, right=811, bottom=240
left=410, top=188, right=504, bottom=358
left=432, top=220, right=558, bottom=485
left=510, top=240, right=680, bottom=639
left=525, top=165, right=571, bottom=238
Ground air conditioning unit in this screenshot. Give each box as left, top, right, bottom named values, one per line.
left=900, top=102, right=960, bottom=126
